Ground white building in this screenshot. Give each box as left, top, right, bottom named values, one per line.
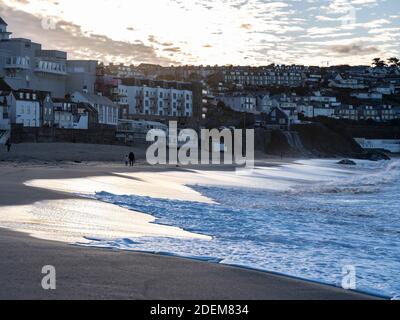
left=7, top=90, right=41, bottom=127
left=313, top=105, right=336, bottom=118
left=374, top=85, right=395, bottom=95
left=71, top=91, right=118, bottom=126
left=329, top=74, right=367, bottom=89
left=355, top=138, right=400, bottom=153
left=351, top=92, right=383, bottom=100
left=309, top=92, right=338, bottom=104
left=118, top=85, right=193, bottom=118
left=218, top=95, right=257, bottom=113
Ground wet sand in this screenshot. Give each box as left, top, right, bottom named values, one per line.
left=0, top=228, right=378, bottom=300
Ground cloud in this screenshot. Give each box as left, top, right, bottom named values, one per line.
left=1, top=0, right=399, bottom=66
left=0, top=2, right=177, bottom=65
left=240, top=23, right=252, bottom=30
left=328, top=42, right=380, bottom=56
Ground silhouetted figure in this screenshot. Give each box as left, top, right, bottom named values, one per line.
left=5, top=139, right=11, bottom=152
left=128, top=152, right=135, bottom=166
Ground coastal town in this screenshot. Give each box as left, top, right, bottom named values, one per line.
left=1, top=16, right=400, bottom=156
left=1, top=0, right=400, bottom=305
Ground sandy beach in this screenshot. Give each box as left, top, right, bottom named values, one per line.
left=0, top=143, right=382, bottom=299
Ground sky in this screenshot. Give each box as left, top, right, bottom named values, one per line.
left=0, top=0, right=399, bottom=66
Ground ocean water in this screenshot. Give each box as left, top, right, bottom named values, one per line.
left=83, top=159, right=400, bottom=299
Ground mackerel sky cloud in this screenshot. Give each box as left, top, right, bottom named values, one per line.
left=0, top=0, right=399, bottom=66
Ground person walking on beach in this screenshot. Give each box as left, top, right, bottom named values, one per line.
left=128, top=152, right=135, bottom=166
left=5, top=139, right=11, bottom=152
left=124, top=154, right=129, bottom=166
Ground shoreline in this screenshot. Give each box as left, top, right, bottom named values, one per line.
left=0, top=146, right=391, bottom=299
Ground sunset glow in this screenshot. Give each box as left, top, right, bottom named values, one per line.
left=1, top=0, right=399, bottom=66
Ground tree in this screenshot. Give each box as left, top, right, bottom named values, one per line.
left=372, top=58, right=387, bottom=68
left=387, top=57, right=400, bottom=67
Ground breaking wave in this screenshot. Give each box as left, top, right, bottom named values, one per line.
left=288, top=159, right=400, bottom=195
left=80, top=159, right=400, bottom=298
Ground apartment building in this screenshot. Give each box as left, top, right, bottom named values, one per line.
left=223, top=66, right=305, bottom=87
left=1, top=17, right=100, bottom=100
left=0, top=17, right=67, bottom=98
left=117, top=79, right=193, bottom=118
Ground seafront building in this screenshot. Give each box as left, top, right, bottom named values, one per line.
left=0, top=18, right=96, bottom=100
left=117, top=79, right=193, bottom=119
left=4, top=89, right=41, bottom=127
left=0, top=18, right=67, bottom=98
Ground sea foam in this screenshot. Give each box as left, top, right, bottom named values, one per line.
left=82, top=159, right=400, bottom=298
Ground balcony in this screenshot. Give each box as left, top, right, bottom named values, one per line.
left=34, top=61, right=67, bottom=76
left=4, top=56, right=30, bottom=70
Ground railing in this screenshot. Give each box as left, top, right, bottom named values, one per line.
left=34, top=61, right=67, bottom=75
left=4, top=56, right=30, bottom=69
left=34, top=66, right=67, bottom=75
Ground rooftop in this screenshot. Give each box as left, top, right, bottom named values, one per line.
left=0, top=17, right=7, bottom=26
left=73, top=91, right=115, bottom=106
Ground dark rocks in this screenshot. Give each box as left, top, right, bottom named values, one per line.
left=338, top=159, right=357, bottom=165
left=355, top=152, right=391, bottom=161
left=367, top=152, right=391, bottom=161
